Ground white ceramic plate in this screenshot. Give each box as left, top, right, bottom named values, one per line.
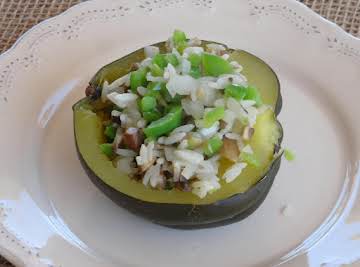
left=1, top=0, right=360, bottom=266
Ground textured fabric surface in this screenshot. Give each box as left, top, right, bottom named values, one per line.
left=0, top=0, right=359, bottom=266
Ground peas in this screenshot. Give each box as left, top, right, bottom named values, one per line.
left=141, top=96, right=157, bottom=112
left=284, top=149, right=296, bottom=162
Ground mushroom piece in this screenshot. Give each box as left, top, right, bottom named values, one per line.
left=111, top=110, right=122, bottom=125
left=85, top=84, right=101, bottom=99
left=138, top=158, right=156, bottom=173
left=175, top=180, right=191, bottom=192
left=220, top=137, right=240, bottom=162
left=243, top=126, right=255, bottom=141
left=130, top=62, right=140, bottom=71
left=122, top=127, right=144, bottom=152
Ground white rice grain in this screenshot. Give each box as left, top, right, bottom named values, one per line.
left=120, top=114, right=128, bottom=125
left=140, top=57, right=153, bottom=67
left=166, top=73, right=199, bottom=97
left=147, top=142, right=154, bottom=162
left=192, top=179, right=220, bottom=198
left=240, top=100, right=256, bottom=108
left=117, top=157, right=135, bottom=175
left=214, top=98, right=225, bottom=107
left=107, top=92, right=138, bottom=108
left=174, top=149, right=204, bottom=165
left=222, top=162, right=247, bottom=183
left=221, top=54, right=230, bottom=60
left=179, top=58, right=191, bottom=74
left=156, top=157, right=165, bottom=165
left=111, top=110, right=121, bottom=117
left=164, top=147, right=176, bottom=161
left=183, top=46, right=204, bottom=56
left=242, top=144, right=254, bottom=154
left=187, top=38, right=202, bottom=46
left=143, top=164, right=158, bottom=186
left=181, top=164, right=198, bottom=180
left=136, top=142, right=154, bottom=166
left=136, top=119, right=146, bottom=128
left=227, top=97, right=248, bottom=119
left=115, top=149, right=137, bottom=157
left=171, top=124, right=195, bottom=135
left=178, top=139, right=188, bottom=149
left=113, top=127, right=123, bottom=148
left=144, top=46, right=159, bottom=58
left=230, top=61, right=243, bottom=70
left=146, top=72, right=166, bottom=83
left=157, top=137, right=166, bottom=145
left=101, top=75, right=129, bottom=102
left=225, top=132, right=241, bottom=141
left=163, top=132, right=186, bottom=145
left=199, top=121, right=219, bottom=139
left=181, top=99, right=204, bottom=119
left=150, top=169, right=164, bottom=188
left=173, top=161, right=182, bottom=182
left=137, top=86, right=148, bottom=96
left=210, top=74, right=247, bottom=89
left=206, top=43, right=226, bottom=55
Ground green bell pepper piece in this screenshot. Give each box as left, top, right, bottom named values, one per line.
left=147, top=81, right=180, bottom=104
left=173, top=30, right=187, bottom=46
left=104, top=125, right=117, bottom=141
left=177, top=41, right=187, bottom=54
left=152, top=54, right=168, bottom=69
left=100, top=143, right=113, bottom=158
left=244, top=86, right=262, bottom=107
left=203, top=107, right=225, bottom=128
left=202, top=53, right=233, bottom=77
left=203, top=136, right=223, bottom=157
left=188, top=53, right=202, bottom=68
left=149, top=63, right=164, bottom=77
left=189, top=67, right=201, bottom=79
left=144, top=106, right=183, bottom=138
left=165, top=53, right=179, bottom=66
left=143, top=110, right=162, bottom=122
left=145, top=82, right=162, bottom=98
left=130, top=68, right=148, bottom=92
left=147, top=81, right=163, bottom=91
left=240, top=152, right=260, bottom=167
left=224, top=84, right=247, bottom=100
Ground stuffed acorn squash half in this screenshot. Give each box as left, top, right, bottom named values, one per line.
left=73, top=30, right=283, bottom=229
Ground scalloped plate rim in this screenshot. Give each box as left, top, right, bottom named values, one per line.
left=0, top=0, right=359, bottom=266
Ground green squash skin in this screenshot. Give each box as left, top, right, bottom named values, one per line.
left=74, top=41, right=283, bottom=229
left=76, top=141, right=281, bottom=229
